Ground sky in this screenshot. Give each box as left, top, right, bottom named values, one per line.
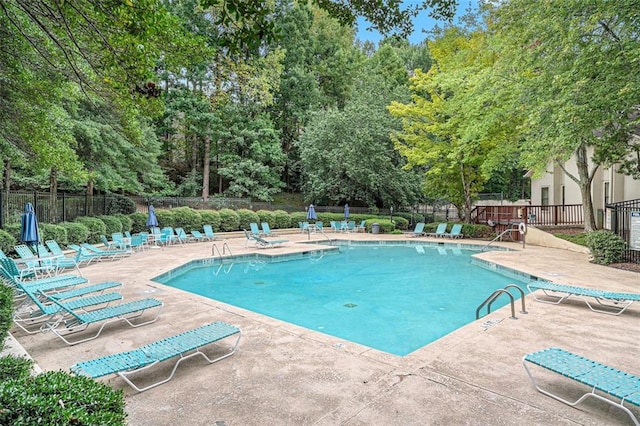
left=356, top=1, right=480, bottom=45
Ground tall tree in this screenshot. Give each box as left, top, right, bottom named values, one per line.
left=493, top=0, right=640, bottom=230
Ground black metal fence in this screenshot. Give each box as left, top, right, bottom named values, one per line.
left=606, top=198, right=640, bottom=263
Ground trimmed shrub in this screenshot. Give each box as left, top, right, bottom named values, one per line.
left=98, top=215, right=123, bottom=235
left=0, top=229, right=17, bottom=255
left=59, top=222, right=89, bottom=246
left=105, top=194, right=136, bottom=215
left=171, top=206, right=202, bottom=230
left=236, top=209, right=260, bottom=230
left=74, top=217, right=106, bottom=244
left=585, top=230, right=626, bottom=265
left=199, top=210, right=221, bottom=231
left=2, top=223, right=20, bottom=242
left=370, top=219, right=396, bottom=233
left=256, top=210, right=275, bottom=227
left=273, top=210, right=291, bottom=229
left=40, top=224, right=67, bottom=245
left=218, top=209, right=240, bottom=231
left=0, top=370, right=127, bottom=425
left=0, top=283, right=13, bottom=343
left=115, top=213, right=133, bottom=232
left=155, top=209, right=174, bottom=228
left=129, top=212, right=147, bottom=233
left=391, top=216, right=409, bottom=230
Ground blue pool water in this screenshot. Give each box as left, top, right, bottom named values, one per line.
left=154, top=243, right=525, bottom=356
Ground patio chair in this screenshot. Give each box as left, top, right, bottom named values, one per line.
left=299, top=222, right=309, bottom=233
left=249, top=222, right=263, bottom=237
left=13, top=244, right=57, bottom=277
left=356, top=220, right=366, bottom=232
left=425, top=223, right=448, bottom=238
left=12, top=281, right=123, bottom=334
left=253, top=235, right=288, bottom=249
left=66, top=244, right=104, bottom=265
left=407, top=222, right=426, bottom=237
left=70, top=321, right=241, bottom=392
left=34, top=243, right=81, bottom=274
left=443, top=223, right=464, bottom=239
left=174, top=227, right=192, bottom=244
left=111, top=232, right=131, bottom=250
left=329, top=221, right=339, bottom=232
left=203, top=224, right=218, bottom=241
left=40, top=292, right=164, bottom=345
left=527, top=281, right=640, bottom=315
left=523, top=347, right=640, bottom=425
left=81, top=243, right=130, bottom=260
left=100, top=235, right=119, bottom=250
left=261, top=222, right=277, bottom=236
left=190, top=230, right=206, bottom=242
left=0, top=258, right=89, bottom=297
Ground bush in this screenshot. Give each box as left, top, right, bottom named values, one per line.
left=59, top=222, right=89, bottom=246
left=0, top=355, right=32, bottom=382
left=115, top=213, right=133, bottom=232
left=0, top=370, right=127, bottom=425
left=0, top=229, right=17, bottom=255
left=129, top=212, right=147, bottom=233
left=236, top=209, right=260, bottom=230
left=155, top=209, right=174, bottom=228
left=218, top=209, right=240, bottom=231
left=74, top=217, right=106, bottom=244
left=40, top=224, right=67, bottom=245
left=585, top=230, right=626, bottom=265
left=105, top=194, right=136, bottom=215
left=98, top=215, right=123, bottom=235
left=0, top=283, right=13, bottom=343
left=199, top=210, right=221, bottom=231
left=171, top=206, right=202, bottom=230
left=256, top=210, right=275, bottom=227
left=273, top=210, right=291, bottom=229
left=2, top=223, right=20, bottom=243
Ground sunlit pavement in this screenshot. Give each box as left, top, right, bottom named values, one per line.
left=8, top=230, right=640, bottom=425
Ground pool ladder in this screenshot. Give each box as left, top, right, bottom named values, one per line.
left=476, top=284, right=527, bottom=320
left=211, top=242, right=232, bottom=258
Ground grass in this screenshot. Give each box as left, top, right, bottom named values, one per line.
left=553, top=232, right=588, bottom=247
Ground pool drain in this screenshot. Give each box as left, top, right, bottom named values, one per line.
left=344, top=303, right=357, bottom=308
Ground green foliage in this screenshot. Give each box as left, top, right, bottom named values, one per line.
left=105, top=195, right=136, bottom=215
left=273, top=210, right=291, bottom=229
left=553, top=232, right=588, bottom=247
left=59, top=222, right=89, bottom=246
left=256, top=210, right=276, bottom=227
left=74, top=217, right=106, bottom=244
left=370, top=219, right=396, bottom=233
left=0, top=230, right=17, bottom=255
left=199, top=210, right=221, bottom=231
left=236, top=209, right=260, bottom=230
left=115, top=214, right=133, bottom=232
left=98, top=216, right=123, bottom=235
left=391, top=216, right=409, bottom=230
left=170, top=207, right=202, bottom=230
left=0, top=356, right=33, bottom=382
left=40, top=224, right=67, bottom=245
left=0, top=283, right=13, bottom=343
left=2, top=224, right=21, bottom=243
left=129, top=213, right=147, bottom=233
left=155, top=209, right=175, bottom=228
left=0, top=370, right=127, bottom=425
left=585, top=231, right=626, bottom=265
left=218, top=209, right=240, bottom=232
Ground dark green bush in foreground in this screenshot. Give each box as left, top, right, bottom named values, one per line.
left=585, top=230, right=626, bottom=265
left=0, top=367, right=127, bottom=425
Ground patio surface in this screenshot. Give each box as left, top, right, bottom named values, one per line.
left=7, top=230, right=640, bottom=425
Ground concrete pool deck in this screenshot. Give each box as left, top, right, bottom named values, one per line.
left=7, top=231, right=640, bottom=425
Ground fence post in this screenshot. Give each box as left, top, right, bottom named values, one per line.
left=0, top=191, right=3, bottom=229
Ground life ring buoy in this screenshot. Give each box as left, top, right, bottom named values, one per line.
left=518, top=222, right=527, bottom=235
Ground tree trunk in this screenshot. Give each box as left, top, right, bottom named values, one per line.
left=202, top=132, right=211, bottom=200
left=49, top=168, right=58, bottom=223
left=2, top=161, right=10, bottom=227
left=574, top=143, right=597, bottom=231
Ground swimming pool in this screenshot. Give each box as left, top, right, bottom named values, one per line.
left=154, top=243, right=526, bottom=356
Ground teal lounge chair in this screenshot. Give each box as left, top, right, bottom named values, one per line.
left=244, top=230, right=288, bottom=248
left=41, top=292, right=163, bottom=345
left=426, top=223, right=448, bottom=238
left=70, top=322, right=241, bottom=392
left=527, top=281, right=640, bottom=315
left=12, top=281, right=123, bottom=334
left=0, top=258, right=88, bottom=297
left=523, top=347, right=640, bottom=425
left=249, top=222, right=263, bottom=237
left=66, top=244, right=103, bottom=265
left=174, top=227, right=192, bottom=244
left=81, top=243, right=130, bottom=260
left=443, top=223, right=464, bottom=239
left=190, top=230, right=205, bottom=242
left=356, top=220, right=366, bottom=232
left=407, top=222, right=426, bottom=237
left=261, top=222, right=276, bottom=236
left=14, top=244, right=57, bottom=277
left=203, top=224, right=218, bottom=241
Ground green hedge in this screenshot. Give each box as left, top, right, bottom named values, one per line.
left=59, top=222, right=90, bottom=246
left=199, top=210, right=221, bottom=231
left=74, top=217, right=106, bottom=244
left=236, top=209, right=260, bottom=230
left=99, top=215, right=123, bottom=235
left=0, top=283, right=13, bottom=343
left=171, top=207, right=202, bottom=231
left=218, top=209, right=239, bottom=232
left=0, top=230, right=17, bottom=255
left=155, top=209, right=174, bottom=228
left=129, top=212, right=147, bottom=233
left=586, top=230, right=626, bottom=265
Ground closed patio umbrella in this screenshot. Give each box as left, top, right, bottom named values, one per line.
left=306, top=204, right=317, bottom=221
left=344, top=203, right=349, bottom=219
left=20, top=203, right=40, bottom=262
left=146, top=204, right=159, bottom=228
